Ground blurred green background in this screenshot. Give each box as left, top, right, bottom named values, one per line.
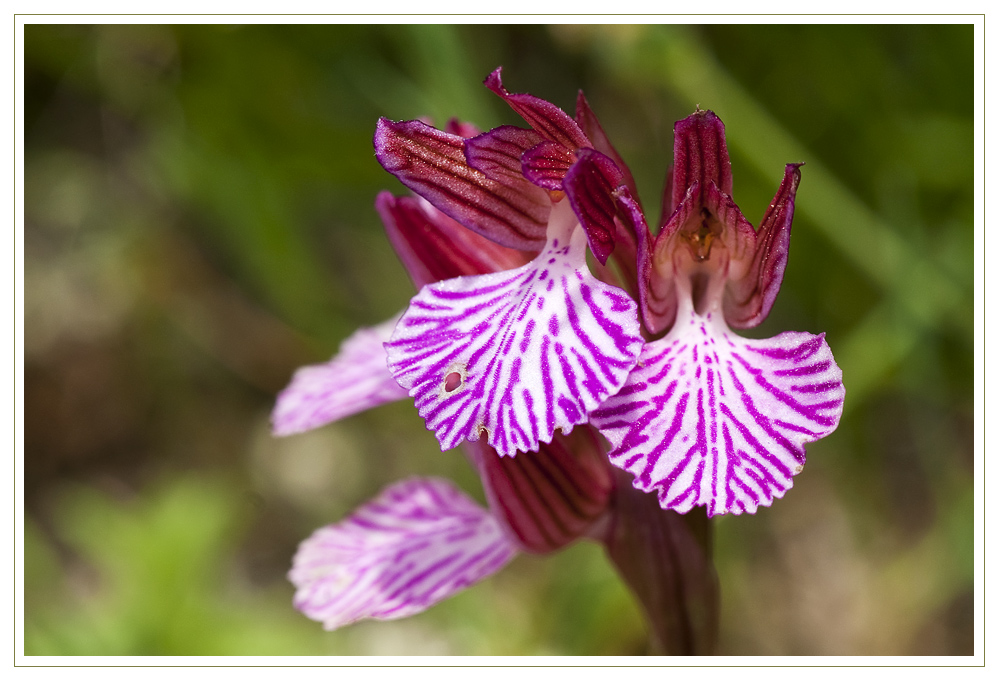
left=22, top=24, right=974, bottom=656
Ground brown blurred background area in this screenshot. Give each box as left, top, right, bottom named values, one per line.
left=22, top=24, right=975, bottom=655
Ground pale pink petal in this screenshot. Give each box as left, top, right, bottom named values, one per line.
left=444, top=118, right=480, bottom=138
left=385, top=200, right=643, bottom=457
left=271, top=317, right=408, bottom=436
left=592, top=306, right=844, bottom=516
left=289, top=477, right=516, bottom=630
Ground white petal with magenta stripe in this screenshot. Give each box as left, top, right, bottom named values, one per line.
left=385, top=200, right=643, bottom=457
left=289, top=477, right=516, bottom=630
left=592, top=307, right=844, bottom=516
left=271, top=316, right=408, bottom=436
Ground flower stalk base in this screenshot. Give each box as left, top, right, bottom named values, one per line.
left=604, top=471, right=719, bottom=655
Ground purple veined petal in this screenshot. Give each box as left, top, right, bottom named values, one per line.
left=705, top=180, right=757, bottom=263
left=642, top=182, right=707, bottom=336
left=385, top=199, right=644, bottom=457
left=464, top=125, right=544, bottom=186
left=521, top=140, right=576, bottom=191
left=575, top=90, right=641, bottom=207
left=615, top=189, right=674, bottom=336
left=376, top=192, right=531, bottom=290
left=272, top=316, right=408, bottom=436
left=724, top=163, right=803, bottom=330
left=670, top=110, right=733, bottom=215
left=289, top=477, right=517, bottom=630
left=654, top=179, right=756, bottom=265
left=484, top=67, right=591, bottom=151
left=470, top=425, right=613, bottom=554
left=374, top=118, right=550, bottom=251
left=562, top=148, right=627, bottom=266
left=591, top=304, right=845, bottom=517
left=645, top=180, right=756, bottom=334
left=561, top=149, right=641, bottom=299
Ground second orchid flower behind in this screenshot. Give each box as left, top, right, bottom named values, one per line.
left=274, top=68, right=844, bottom=641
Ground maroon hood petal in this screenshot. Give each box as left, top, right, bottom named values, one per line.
left=485, top=67, right=591, bottom=151
left=374, top=117, right=550, bottom=251
left=658, top=165, right=674, bottom=232
left=522, top=140, right=576, bottom=191
left=615, top=189, right=672, bottom=335
left=464, top=125, right=545, bottom=185
left=376, top=191, right=531, bottom=289
left=724, top=163, right=803, bottom=329
left=669, top=110, right=733, bottom=215
left=562, top=148, right=627, bottom=265
left=575, top=91, right=642, bottom=207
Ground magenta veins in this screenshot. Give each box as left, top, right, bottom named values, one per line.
left=274, top=68, right=844, bottom=630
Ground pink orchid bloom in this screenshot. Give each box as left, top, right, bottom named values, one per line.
left=274, top=68, right=844, bottom=634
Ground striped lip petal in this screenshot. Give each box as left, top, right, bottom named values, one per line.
left=289, top=477, right=516, bottom=630
left=484, top=67, right=591, bottom=151
left=374, top=118, right=550, bottom=251
left=385, top=199, right=644, bottom=457
left=271, top=316, right=408, bottom=436
left=591, top=305, right=844, bottom=516
left=376, top=192, right=530, bottom=290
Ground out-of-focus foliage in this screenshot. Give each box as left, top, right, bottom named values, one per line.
left=23, top=24, right=974, bottom=655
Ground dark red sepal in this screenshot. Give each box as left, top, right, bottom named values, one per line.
left=374, top=117, right=550, bottom=251
left=724, top=163, right=802, bottom=329
left=474, top=426, right=613, bottom=554
left=522, top=140, right=576, bottom=191
left=669, top=110, right=733, bottom=215
left=615, top=189, right=673, bottom=335
left=562, top=148, right=627, bottom=265
left=484, top=67, right=591, bottom=151
left=376, top=192, right=531, bottom=289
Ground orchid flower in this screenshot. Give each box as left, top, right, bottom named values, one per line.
left=274, top=68, right=844, bottom=645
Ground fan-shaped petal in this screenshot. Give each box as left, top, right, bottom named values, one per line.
left=385, top=200, right=643, bottom=456
left=592, top=307, right=844, bottom=516
left=272, top=317, right=408, bottom=436
left=289, top=478, right=516, bottom=630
